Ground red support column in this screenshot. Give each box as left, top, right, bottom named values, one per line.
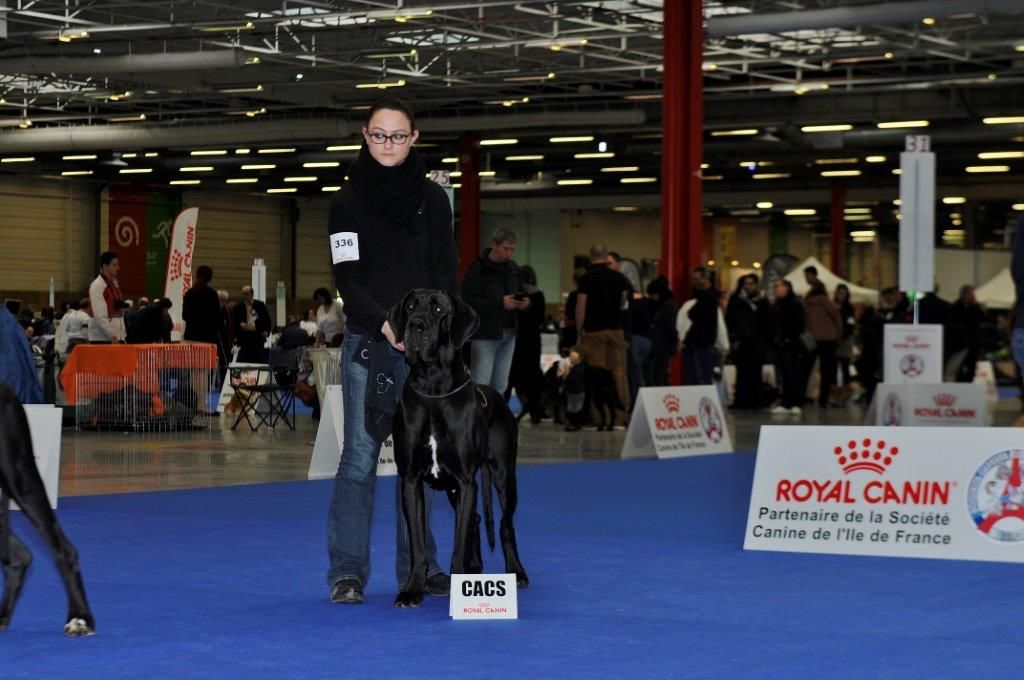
left=830, top=180, right=847, bottom=278
left=662, top=0, right=704, bottom=384
left=458, top=134, right=481, bottom=277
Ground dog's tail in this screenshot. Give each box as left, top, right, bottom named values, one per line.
left=482, top=463, right=496, bottom=551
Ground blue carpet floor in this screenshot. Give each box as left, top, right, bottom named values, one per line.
left=3, top=453, right=1022, bottom=678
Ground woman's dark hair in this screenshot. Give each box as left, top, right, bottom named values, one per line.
left=834, top=283, right=850, bottom=301
left=313, top=287, right=332, bottom=303
left=366, top=97, right=416, bottom=131
left=809, top=280, right=827, bottom=297
left=775, top=279, right=794, bottom=297
left=521, top=264, right=537, bottom=287
left=734, top=274, right=758, bottom=294
left=646, top=276, right=672, bottom=301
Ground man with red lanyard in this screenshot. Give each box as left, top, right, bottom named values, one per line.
left=88, top=250, right=127, bottom=344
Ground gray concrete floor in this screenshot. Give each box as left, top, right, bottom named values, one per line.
left=57, top=397, right=1024, bottom=498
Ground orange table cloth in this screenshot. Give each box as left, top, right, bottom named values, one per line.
left=61, top=343, right=217, bottom=405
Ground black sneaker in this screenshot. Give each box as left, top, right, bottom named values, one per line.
left=330, top=578, right=364, bottom=604
left=426, top=572, right=451, bottom=597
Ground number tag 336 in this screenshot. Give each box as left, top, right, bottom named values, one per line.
left=330, top=232, right=359, bottom=264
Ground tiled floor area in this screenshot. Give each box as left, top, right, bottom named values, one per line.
left=58, top=395, right=1024, bottom=498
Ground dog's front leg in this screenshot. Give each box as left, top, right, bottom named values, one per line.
left=449, top=479, right=478, bottom=576
left=0, top=491, right=32, bottom=631
left=395, top=476, right=428, bottom=608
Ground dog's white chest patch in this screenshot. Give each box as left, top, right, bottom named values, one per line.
left=428, top=434, right=440, bottom=478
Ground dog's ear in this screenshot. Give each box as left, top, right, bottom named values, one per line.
left=447, top=293, right=479, bottom=349
left=386, top=290, right=416, bottom=343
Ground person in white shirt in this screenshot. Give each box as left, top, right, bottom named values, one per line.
left=313, top=287, right=346, bottom=347
left=55, top=298, right=91, bottom=356
left=300, top=308, right=319, bottom=337
left=88, top=250, right=126, bottom=343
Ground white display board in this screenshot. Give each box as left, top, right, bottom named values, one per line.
left=449, top=574, right=518, bottom=620
left=973, top=360, right=999, bottom=410
left=18, top=405, right=63, bottom=510
left=899, top=135, right=935, bottom=293
left=883, top=324, right=943, bottom=383
left=308, top=385, right=396, bottom=480
left=873, top=383, right=987, bottom=427
left=745, top=426, right=1024, bottom=563
left=622, top=386, right=732, bottom=459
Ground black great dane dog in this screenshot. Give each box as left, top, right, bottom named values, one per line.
left=0, top=382, right=94, bottom=636
left=388, top=289, right=529, bottom=608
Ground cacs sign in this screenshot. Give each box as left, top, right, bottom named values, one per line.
left=745, top=427, right=1024, bottom=563
left=450, top=574, right=518, bottom=620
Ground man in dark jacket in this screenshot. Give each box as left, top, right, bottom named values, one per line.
left=182, top=265, right=227, bottom=369
left=575, top=243, right=631, bottom=411
left=126, top=298, right=173, bottom=344
left=231, top=285, right=272, bottom=363
left=462, top=227, right=529, bottom=393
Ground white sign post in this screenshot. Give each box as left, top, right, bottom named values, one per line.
left=17, top=405, right=63, bottom=510
left=308, top=385, right=395, bottom=479
left=622, top=386, right=732, bottom=459
left=899, top=135, right=935, bottom=295
left=449, top=574, right=518, bottom=620
left=251, top=258, right=267, bottom=303
left=745, top=426, right=1024, bottom=563
left=883, top=324, right=943, bottom=383
left=874, top=382, right=987, bottom=427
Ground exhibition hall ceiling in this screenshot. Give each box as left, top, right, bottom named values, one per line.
left=0, top=0, right=1023, bottom=198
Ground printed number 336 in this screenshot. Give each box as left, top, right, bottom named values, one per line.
left=334, top=238, right=354, bottom=248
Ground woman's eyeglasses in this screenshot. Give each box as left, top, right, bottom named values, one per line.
left=367, top=131, right=411, bottom=145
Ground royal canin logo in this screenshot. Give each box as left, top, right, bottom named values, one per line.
left=775, top=437, right=952, bottom=506
left=932, top=393, right=956, bottom=407
left=905, top=334, right=919, bottom=343
left=663, top=395, right=680, bottom=413
left=169, top=250, right=184, bottom=282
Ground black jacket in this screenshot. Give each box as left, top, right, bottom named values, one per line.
left=231, top=300, right=272, bottom=347
left=329, top=181, right=458, bottom=337
left=182, top=284, right=223, bottom=343
left=773, top=294, right=806, bottom=348
left=126, top=304, right=171, bottom=344
left=461, top=249, right=526, bottom=340
left=726, top=292, right=771, bottom=355
left=685, top=288, right=718, bottom=348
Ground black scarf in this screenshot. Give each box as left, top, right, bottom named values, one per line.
left=348, top=144, right=427, bottom=232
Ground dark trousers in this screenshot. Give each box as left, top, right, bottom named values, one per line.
left=646, top=347, right=674, bottom=387
left=814, top=340, right=838, bottom=406
left=778, top=345, right=804, bottom=409
left=683, top=345, right=714, bottom=386
left=734, top=348, right=763, bottom=410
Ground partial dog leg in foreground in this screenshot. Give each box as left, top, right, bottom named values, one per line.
left=486, top=420, right=529, bottom=587
left=395, top=476, right=429, bottom=608
left=0, top=386, right=94, bottom=636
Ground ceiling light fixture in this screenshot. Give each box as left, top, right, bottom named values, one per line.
left=574, top=152, right=615, bottom=159
left=965, top=165, right=1010, bottom=173
left=620, top=177, right=657, bottom=184
left=284, top=176, right=317, bottom=182
left=557, top=179, right=593, bottom=186
left=267, top=188, right=298, bottom=194
left=801, top=124, right=853, bottom=132
left=550, top=136, right=594, bottom=143
left=119, top=168, right=152, bottom=174
left=601, top=166, right=639, bottom=172
left=503, top=72, right=556, bottom=83
left=61, top=170, right=93, bottom=176
left=326, top=145, right=361, bottom=152
left=304, top=162, right=340, bottom=168
left=752, top=173, right=791, bottom=179
left=355, top=79, right=406, bottom=89
left=480, top=139, right=518, bottom=146
left=198, top=21, right=256, bottom=32
left=821, top=170, right=862, bottom=177
left=982, top=116, right=1024, bottom=125
left=1, top=157, right=34, bottom=163
left=815, top=158, right=860, bottom=165
left=180, top=166, right=214, bottom=172
left=258, top=148, right=295, bottom=154
left=756, top=201, right=774, bottom=209
left=63, top=154, right=97, bottom=161
left=322, top=186, right=342, bottom=192
left=109, top=114, right=146, bottom=123
left=170, top=179, right=201, bottom=185
left=242, top=164, right=276, bottom=170
left=877, top=120, right=929, bottom=129
left=227, top=178, right=259, bottom=184
left=191, top=150, right=228, bottom=156
left=978, top=151, right=1024, bottom=159
left=784, top=209, right=817, bottom=216
left=710, top=129, right=759, bottom=137
left=506, top=155, right=544, bottom=161
left=219, top=84, right=264, bottom=94
left=942, top=196, right=967, bottom=204
left=866, top=155, right=887, bottom=163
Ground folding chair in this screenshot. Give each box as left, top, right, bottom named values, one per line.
left=229, top=348, right=298, bottom=431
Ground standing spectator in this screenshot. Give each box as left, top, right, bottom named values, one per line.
left=462, top=227, right=529, bottom=394
left=575, top=244, right=631, bottom=410
left=88, top=250, right=127, bottom=343
left=726, top=274, right=771, bottom=410
left=834, top=284, right=855, bottom=387
left=804, top=280, right=843, bottom=408
left=183, top=265, right=226, bottom=367
left=803, top=265, right=820, bottom=290
left=54, top=298, right=90, bottom=356
left=625, top=287, right=652, bottom=406
left=561, top=268, right=585, bottom=353
left=300, top=308, right=319, bottom=337
left=646, top=276, right=678, bottom=387
left=313, top=288, right=346, bottom=347
left=949, top=285, right=985, bottom=381
left=855, top=304, right=884, bottom=403
left=217, top=289, right=233, bottom=363
left=126, top=298, right=173, bottom=344
left=278, top=316, right=312, bottom=350
left=677, top=267, right=723, bottom=386
left=771, top=279, right=806, bottom=415
left=34, top=306, right=55, bottom=337
left=881, top=287, right=911, bottom=323
left=232, top=285, right=271, bottom=363
left=325, top=97, right=458, bottom=605
left=507, top=264, right=546, bottom=423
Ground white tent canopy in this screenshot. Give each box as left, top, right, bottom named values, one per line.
left=784, top=256, right=880, bottom=305
left=975, top=267, right=1014, bottom=310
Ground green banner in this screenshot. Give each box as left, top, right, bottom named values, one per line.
left=145, top=192, right=182, bottom=298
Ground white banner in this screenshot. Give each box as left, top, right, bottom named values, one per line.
left=874, top=383, right=987, bottom=427
left=883, top=324, right=943, bottom=383
left=16, top=405, right=63, bottom=510
left=163, top=206, right=199, bottom=342
left=308, top=385, right=395, bottom=479
left=899, top=139, right=935, bottom=293
left=745, top=426, right=1024, bottom=563
left=622, top=386, right=732, bottom=459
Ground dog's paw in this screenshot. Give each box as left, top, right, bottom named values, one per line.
left=0, top=618, right=9, bottom=631
left=63, top=618, right=95, bottom=637
left=394, top=590, right=425, bottom=608
left=516, top=572, right=530, bottom=588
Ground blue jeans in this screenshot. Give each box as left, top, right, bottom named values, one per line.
left=326, top=331, right=443, bottom=589
left=470, top=327, right=517, bottom=394
left=1013, top=328, right=1024, bottom=377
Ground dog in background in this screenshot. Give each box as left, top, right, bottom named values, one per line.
left=562, top=346, right=625, bottom=432
left=0, top=382, right=94, bottom=636
left=389, top=289, right=528, bottom=608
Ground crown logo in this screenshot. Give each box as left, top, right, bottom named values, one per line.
left=833, top=437, right=899, bottom=474
left=932, top=393, right=956, bottom=407
left=169, top=250, right=184, bottom=281
left=905, top=334, right=919, bottom=343
left=663, top=395, right=680, bottom=413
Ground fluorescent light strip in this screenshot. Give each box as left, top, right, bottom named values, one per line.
left=170, top=180, right=201, bottom=185
left=982, top=116, right=1024, bottom=125
left=620, top=177, right=657, bottom=184
left=613, top=206, right=638, bottom=212
left=702, top=175, right=724, bottom=181
left=61, top=170, right=93, bottom=176
left=574, top=152, right=615, bottom=159
left=557, top=179, right=593, bottom=186
left=322, top=186, right=342, bottom=192
left=801, top=124, right=853, bottom=132
left=284, top=176, right=317, bottom=182
left=442, top=157, right=458, bottom=164
left=121, top=153, right=138, bottom=159
left=752, top=173, right=791, bottom=179
left=326, top=145, right=361, bottom=152
left=965, top=165, right=1010, bottom=173
left=877, top=120, right=929, bottom=129
left=601, top=166, right=639, bottom=172
left=449, top=171, right=462, bottom=178
left=219, top=85, right=264, bottom=94
left=821, top=170, right=862, bottom=177
left=815, top=158, right=860, bottom=165
left=258, top=148, right=295, bottom=154
left=480, top=139, right=518, bottom=146
left=844, top=208, right=872, bottom=214
left=866, top=155, right=887, bottom=163
left=191, top=150, right=228, bottom=156
left=62, top=154, right=97, bottom=161
left=145, top=152, right=159, bottom=158
left=942, top=197, right=967, bottom=204
left=756, top=202, right=774, bottom=209
left=304, top=162, right=340, bottom=168
left=119, top=168, right=152, bottom=174
left=479, top=171, right=496, bottom=177
left=506, top=155, right=544, bottom=161
left=267, top=188, right=297, bottom=194
left=242, top=164, right=276, bottom=170
left=109, top=114, right=146, bottom=123
left=1, top=157, right=35, bottom=163
left=549, top=136, right=594, bottom=143
left=784, top=209, right=817, bottom=216
left=180, top=166, right=214, bottom=172
left=978, top=151, right=1024, bottom=159
left=710, top=129, right=758, bottom=137
left=355, top=79, right=406, bottom=89
left=226, top=178, right=259, bottom=184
